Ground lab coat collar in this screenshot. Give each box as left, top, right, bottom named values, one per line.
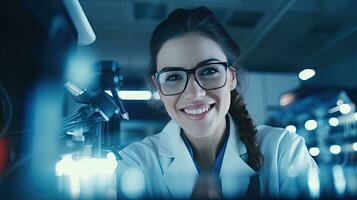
left=159, top=114, right=256, bottom=198
left=158, top=114, right=247, bottom=157
left=159, top=119, right=198, bottom=198
left=220, top=115, right=257, bottom=198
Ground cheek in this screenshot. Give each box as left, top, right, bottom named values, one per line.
left=216, top=86, right=232, bottom=110
left=160, top=96, right=179, bottom=115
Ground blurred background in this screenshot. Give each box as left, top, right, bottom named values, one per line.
left=1, top=0, right=357, bottom=199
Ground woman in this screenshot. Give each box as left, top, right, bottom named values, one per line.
left=117, top=7, right=319, bottom=199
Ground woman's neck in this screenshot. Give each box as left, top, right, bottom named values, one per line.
left=184, top=118, right=227, bottom=170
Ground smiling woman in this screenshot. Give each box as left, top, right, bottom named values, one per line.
left=116, top=6, right=319, bottom=199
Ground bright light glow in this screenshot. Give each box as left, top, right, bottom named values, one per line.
left=305, top=119, right=318, bottom=131
left=65, top=52, right=98, bottom=87
left=106, top=152, right=116, bottom=161
left=299, top=69, right=315, bottom=81
left=119, top=90, right=152, bottom=100
left=339, top=104, right=351, bottom=114
left=308, top=168, right=320, bottom=198
left=152, top=91, right=160, bottom=100
left=332, top=165, right=346, bottom=196
left=56, top=155, right=118, bottom=177
left=330, top=145, right=342, bottom=155
left=285, top=125, right=297, bottom=133
left=56, top=155, right=72, bottom=176
left=64, top=81, right=85, bottom=96
left=280, top=93, right=295, bottom=106
left=352, top=142, right=357, bottom=151
left=105, top=90, right=153, bottom=100
left=66, top=131, right=74, bottom=135
left=121, top=168, right=146, bottom=199
left=328, top=117, right=339, bottom=127
left=105, top=90, right=113, bottom=96
left=354, top=113, right=357, bottom=120
left=69, top=175, right=80, bottom=198
left=309, top=147, right=320, bottom=157
left=337, top=100, right=344, bottom=106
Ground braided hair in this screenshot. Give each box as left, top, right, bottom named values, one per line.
left=147, top=6, right=263, bottom=171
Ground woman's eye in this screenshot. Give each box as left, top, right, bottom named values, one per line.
left=166, top=74, right=183, bottom=81
left=200, top=67, right=218, bottom=76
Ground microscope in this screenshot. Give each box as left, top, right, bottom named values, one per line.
left=57, top=60, right=128, bottom=199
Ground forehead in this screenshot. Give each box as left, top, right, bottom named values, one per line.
left=156, top=32, right=227, bottom=71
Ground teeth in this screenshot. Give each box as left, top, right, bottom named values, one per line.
left=183, top=105, right=210, bottom=115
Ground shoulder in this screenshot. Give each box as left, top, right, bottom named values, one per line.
left=255, top=126, right=318, bottom=197
left=118, top=132, right=162, bottom=165
left=256, top=125, right=307, bottom=160
left=256, top=125, right=303, bottom=147
left=118, top=120, right=179, bottom=168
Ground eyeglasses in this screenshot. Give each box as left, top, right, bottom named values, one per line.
left=154, top=62, right=234, bottom=96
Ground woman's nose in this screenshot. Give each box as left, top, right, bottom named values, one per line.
left=183, top=74, right=206, bottom=100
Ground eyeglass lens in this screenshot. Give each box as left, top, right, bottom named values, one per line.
left=157, top=63, right=227, bottom=95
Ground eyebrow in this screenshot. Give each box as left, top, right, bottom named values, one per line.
left=196, top=58, right=221, bottom=66
left=158, top=58, right=222, bottom=72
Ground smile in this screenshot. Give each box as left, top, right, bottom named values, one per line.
left=179, top=103, right=215, bottom=120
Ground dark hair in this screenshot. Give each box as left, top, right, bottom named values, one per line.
left=147, top=6, right=263, bottom=171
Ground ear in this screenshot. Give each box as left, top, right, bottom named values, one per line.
left=229, top=70, right=237, bottom=91
left=151, top=75, right=165, bottom=101
left=151, top=75, right=158, bottom=89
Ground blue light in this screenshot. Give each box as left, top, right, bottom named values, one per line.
left=120, top=168, right=146, bottom=199
left=332, top=165, right=346, bottom=197
left=105, top=90, right=153, bottom=100
left=298, top=69, right=315, bottom=81
left=308, top=168, right=320, bottom=198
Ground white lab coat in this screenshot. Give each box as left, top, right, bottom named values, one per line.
left=117, top=114, right=319, bottom=199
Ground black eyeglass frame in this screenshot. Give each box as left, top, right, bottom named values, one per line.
left=154, top=62, right=236, bottom=96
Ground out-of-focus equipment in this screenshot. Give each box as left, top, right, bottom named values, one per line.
left=98, top=60, right=129, bottom=120
left=0, top=82, right=12, bottom=175
left=62, top=81, right=124, bottom=131
left=1, top=0, right=83, bottom=198
left=271, top=89, right=356, bottom=163
left=0, top=0, right=107, bottom=198
left=0, top=82, right=13, bottom=136
left=62, top=0, right=96, bottom=45
left=268, top=87, right=357, bottom=198
left=61, top=60, right=128, bottom=145
left=57, top=60, right=128, bottom=199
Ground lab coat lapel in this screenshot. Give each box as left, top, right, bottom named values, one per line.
left=220, top=114, right=258, bottom=198
left=158, top=116, right=258, bottom=198
left=159, top=120, right=198, bottom=198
